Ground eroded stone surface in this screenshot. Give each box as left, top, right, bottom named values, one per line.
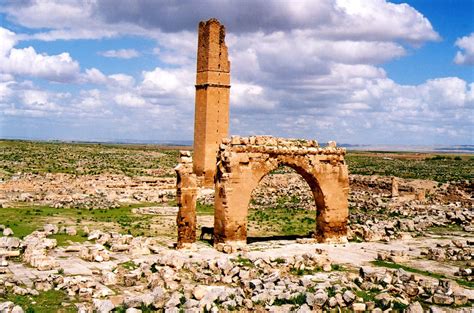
left=193, top=18, right=231, bottom=187
left=175, top=152, right=198, bottom=247
left=179, top=18, right=350, bottom=248
left=213, top=136, right=349, bottom=245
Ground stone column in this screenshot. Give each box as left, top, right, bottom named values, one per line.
left=193, top=18, right=231, bottom=187
left=175, top=151, right=198, bottom=249
left=314, top=163, right=350, bottom=243
left=391, top=177, right=399, bottom=197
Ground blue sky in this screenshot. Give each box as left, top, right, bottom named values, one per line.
left=0, top=0, right=472, bottom=145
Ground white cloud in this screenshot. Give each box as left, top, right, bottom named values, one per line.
left=231, top=82, right=276, bottom=110
left=20, top=89, right=58, bottom=111
left=82, top=68, right=107, bottom=84
left=77, top=89, right=104, bottom=109
left=140, top=67, right=193, bottom=99
left=114, top=93, right=147, bottom=108
left=0, top=28, right=16, bottom=56
left=81, top=68, right=136, bottom=88
left=99, top=49, right=140, bottom=59
left=331, top=0, right=440, bottom=43
left=1, top=0, right=439, bottom=44
left=0, top=0, right=471, bottom=144
left=109, top=74, right=136, bottom=88
left=0, top=27, right=80, bottom=82
left=0, top=81, right=14, bottom=101
left=454, top=33, right=474, bottom=65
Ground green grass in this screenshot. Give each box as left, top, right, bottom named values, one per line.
left=120, top=260, right=139, bottom=270
left=232, top=256, right=255, bottom=268
left=0, top=139, right=179, bottom=179
left=1, top=140, right=471, bottom=183
left=248, top=206, right=315, bottom=237
left=273, top=293, right=306, bottom=306
left=0, top=289, right=76, bottom=313
left=426, top=224, right=464, bottom=235
left=371, top=260, right=474, bottom=288
left=290, top=267, right=322, bottom=276
left=0, top=203, right=160, bottom=239
left=346, top=152, right=473, bottom=182
left=196, top=202, right=214, bottom=215
left=48, top=230, right=87, bottom=246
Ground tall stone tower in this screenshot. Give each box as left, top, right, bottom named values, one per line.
left=193, top=19, right=230, bottom=186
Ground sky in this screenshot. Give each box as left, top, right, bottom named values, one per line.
left=0, top=0, right=472, bottom=145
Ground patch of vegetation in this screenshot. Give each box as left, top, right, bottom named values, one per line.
left=48, top=230, right=87, bottom=246
left=331, top=264, right=345, bottom=271
left=0, top=289, right=76, bottom=313
left=371, top=260, right=474, bottom=288
left=233, top=256, right=255, bottom=268
left=426, top=224, right=464, bottom=235
left=290, top=267, right=321, bottom=276
left=346, top=152, right=473, bottom=182
left=274, top=257, right=286, bottom=264
left=0, top=203, right=159, bottom=238
left=0, top=140, right=180, bottom=179
left=196, top=202, right=214, bottom=215
left=355, top=290, right=377, bottom=302
left=248, top=206, right=315, bottom=237
left=273, top=293, right=306, bottom=306
left=120, top=260, right=139, bottom=270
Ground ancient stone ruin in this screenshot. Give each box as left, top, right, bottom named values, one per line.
left=193, top=18, right=231, bottom=187
left=176, top=18, right=349, bottom=249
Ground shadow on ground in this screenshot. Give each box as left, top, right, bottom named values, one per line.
left=247, top=234, right=310, bottom=244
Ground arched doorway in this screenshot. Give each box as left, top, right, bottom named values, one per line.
left=247, top=165, right=318, bottom=242
left=213, top=137, right=349, bottom=247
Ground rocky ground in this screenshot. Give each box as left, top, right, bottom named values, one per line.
left=0, top=167, right=473, bottom=312
left=0, top=173, right=176, bottom=209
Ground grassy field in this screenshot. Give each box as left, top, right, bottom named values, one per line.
left=0, top=289, right=76, bottom=313
left=1, top=140, right=472, bottom=182
left=0, top=140, right=179, bottom=179
left=0, top=203, right=170, bottom=240
left=198, top=201, right=316, bottom=238
left=346, top=151, right=473, bottom=182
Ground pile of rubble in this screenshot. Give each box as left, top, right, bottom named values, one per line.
left=357, top=267, right=470, bottom=308
left=250, top=171, right=315, bottom=210
left=2, top=238, right=473, bottom=312
left=0, top=173, right=175, bottom=209
left=422, top=239, right=473, bottom=262
left=455, top=267, right=474, bottom=282
left=348, top=204, right=473, bottom=242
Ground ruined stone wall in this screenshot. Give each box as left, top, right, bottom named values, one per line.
left=193, top=19, right=230, bottom=186
left=213, top=136, right=349, bottom=247
left=175, top=151, right=198, bottom=248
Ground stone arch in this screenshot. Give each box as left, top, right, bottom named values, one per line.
left=213, top=136, right=349, bottom=248
left=245, top=161, right=324, bottom=240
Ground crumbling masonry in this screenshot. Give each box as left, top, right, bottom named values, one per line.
left=176, top=19, right=349, bottom=249
left=193, top=18, right=230, bottom=187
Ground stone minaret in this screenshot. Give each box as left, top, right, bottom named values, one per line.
left=193, top=18, right=230, bottom=186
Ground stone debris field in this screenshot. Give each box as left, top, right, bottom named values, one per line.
left=0, top=149, right=473, bottom=312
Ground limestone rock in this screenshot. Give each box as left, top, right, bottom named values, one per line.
left=0, top=236, right=20, bottom=249
left=342, top=290, right=356, bottom=304
left=2, top=228, right=13, bottom=237
left=406, top=301, right=423, bottom=313
left=43, top=224, right=59, bottom=235
left=93, top=299, right=115, bottom=313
